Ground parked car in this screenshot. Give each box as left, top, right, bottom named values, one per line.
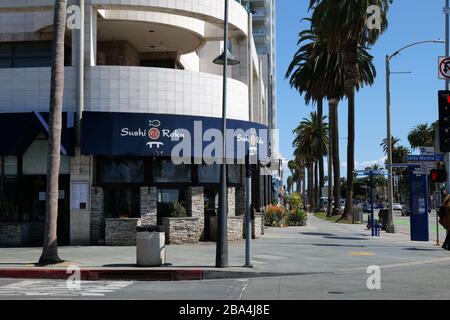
left=393, top=203, right=403, bottom=214
left=401, top=204, right=411, bottom=216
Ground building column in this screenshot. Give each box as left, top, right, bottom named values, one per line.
left=140, top=186, right=157, bottom=225
left=69, top=147, right=93, bottom=245
left=188, top=186, right=205, bottom=240
left=227, top=187, right=236, bottom=217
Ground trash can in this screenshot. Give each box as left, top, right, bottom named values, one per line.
left=136, top=225, right=166, bottom=267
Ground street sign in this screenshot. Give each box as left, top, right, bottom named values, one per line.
left=354, top=170, right=387, bottom=176
left=406, top=155, right=445, bottom=162
left=420, top=147, right=438, bottom=173
left=439, top=56, right=450, bottom=79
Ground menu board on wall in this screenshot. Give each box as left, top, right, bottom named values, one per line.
left=71, top=182, right=89, bottom=210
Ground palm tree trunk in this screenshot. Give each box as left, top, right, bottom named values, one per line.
left=317, top=98, right=325, bottom=210
left=327, top=102, right=333, bottom=217
left=307, top=163, right=314, bottom=211
left=39, top=0, right=67, bottom=265
left=329, top=98, right=341, bottom=215
left=301, top=168, right=306, bottom=210
left=314, top=160, right=319, bottom=211
left=343, top=88, right=355, bottom=219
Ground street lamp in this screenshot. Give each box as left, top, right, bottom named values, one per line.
left=213, top=0, right=240, bottom=268
left=385, top=39, right=444, bottom=233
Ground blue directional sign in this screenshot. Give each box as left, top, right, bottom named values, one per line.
left=406, top=155, right=445, bottom=162
left=409, top=167, right=430, bottom=242
left=354, top=170, right=387, bottom=176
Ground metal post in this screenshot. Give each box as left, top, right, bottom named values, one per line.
left=244, top=11, right=253, bottom=268
left=385, top=55, right=395, bottom=233
left=216, top=0, right=229, bottom=268
left=76, top=0, right=85, bottom=145
left=445, top=0, right=450, bottom=194
left=245, top=160, right=253, bottom=267
left=371, top=173, right=375, bottom=237
left=436, top=182, right=441, bottom=246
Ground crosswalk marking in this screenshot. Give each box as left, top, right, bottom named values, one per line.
left=0, top=280, right=133, bottom=297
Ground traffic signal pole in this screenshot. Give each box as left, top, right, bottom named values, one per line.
left=444, top=0, right=450, bottom=247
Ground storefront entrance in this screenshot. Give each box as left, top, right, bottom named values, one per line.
left=20, top=175, right=71, bottom=246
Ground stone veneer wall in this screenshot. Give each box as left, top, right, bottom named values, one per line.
left=252, top=214, right=263, bottom=239
left=90, top=187, right=104, bottom=245
left=140, top=186, right=157, bottom=225
left=105, top=218, right=140, bottom=246
left=162, top=187, right=205, bottom=245
left=0, top=222, right=44, bottom=247
left=228, top=187, right=236, bottom=217
left=209, top=216, right=244, bottom=242
left=162, top=217, right=202, bottom=245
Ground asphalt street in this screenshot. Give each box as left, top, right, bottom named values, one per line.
left=1, top=215, right=449, bottom=300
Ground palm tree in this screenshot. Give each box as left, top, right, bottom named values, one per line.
left=287, top=176, right=294, bottom=194
left=408, top=123, right=435, bottom=150
left=309, top=0, right=392, bottom=220
left=381, top=136, right=401, bottom=154
left=39, top=0, right=67, bottom=265
left=286, top=25, right=346, bottom=215
left=292, top=112, right=329, bottom=211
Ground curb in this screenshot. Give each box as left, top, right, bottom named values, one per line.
left=0, top=268, right=204, bottom=281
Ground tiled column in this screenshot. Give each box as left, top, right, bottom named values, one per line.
left=227, top=187, right=236, bottom=217
left=140, top=186, right=157, bottom=225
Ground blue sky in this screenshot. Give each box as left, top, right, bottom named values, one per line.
left=276, top=0, right=446, bottom=175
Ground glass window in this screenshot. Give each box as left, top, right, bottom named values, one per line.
left=0, top=43, right=12, bottom=68
left=157, top=188, right=188, bottom=224
left=153, top=159, right=191, bottom=183
left=100, top=158, right=144, bottom=184
left=228, top=164, right=242, bottom=184
left=198, top=164, right=220, bottom=183
left=104, top=186, right=140, bottom=219
left=2, top=156, right=17, bottom=176
left=204, top=188, right=218, bottom=217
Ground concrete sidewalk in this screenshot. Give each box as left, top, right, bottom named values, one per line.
left=0, top=214, right=449, bottom=281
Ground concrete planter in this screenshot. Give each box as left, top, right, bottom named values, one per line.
left=209, top=216, right=244, bottom=242
left=105, top=218, right=140, bottom=246
left=162, top=217, right=202, bottom=245
left=136, top=231, right=166, bottom=267
left=0, top=222, right=44, bottom=247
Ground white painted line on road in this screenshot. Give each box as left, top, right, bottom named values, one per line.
left=339, top=256, right=450, bottom=273
left=0, top=280, right=133, bottom=298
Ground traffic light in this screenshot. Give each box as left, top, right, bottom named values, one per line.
left=430, top=169, right=447, bottom=183
left=438, top=90, right=450, bottom=152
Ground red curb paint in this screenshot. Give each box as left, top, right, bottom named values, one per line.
left=0, top=268, right=204, bottom=281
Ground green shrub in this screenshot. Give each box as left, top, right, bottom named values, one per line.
left=171, top=202, right=187, bottom=218
left=286, top=208, right=308, bottom=226
left=265, top=205, right=287, bottom=227
left=288, top=192, right=303, bottom=211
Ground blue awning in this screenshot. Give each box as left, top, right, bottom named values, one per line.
left=0, top=112, right=75, bottom=156
left=81, top=111, right=270, bottom=162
